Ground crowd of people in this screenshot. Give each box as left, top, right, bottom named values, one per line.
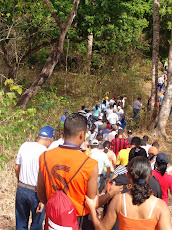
left=14, top=95, right=172, bottom=230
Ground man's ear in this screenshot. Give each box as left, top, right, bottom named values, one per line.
left=126, top=172, right=130, bottom=179
left=149, top=171, right=153, bottom=180
left=79, top=130, right=86, bottom=141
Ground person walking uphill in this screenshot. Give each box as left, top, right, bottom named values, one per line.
left=37, top=113, right=98, bottom=230
left=133, top=97, right=142, bottom=119
left=15, top=126, right=55, bottom=230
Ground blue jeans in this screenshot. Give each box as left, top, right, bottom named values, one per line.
left=133, top=108, right=139, bottom=119
left=158, top=83, right=163, bottom=92
left=15, top=185, right=45, bottom=230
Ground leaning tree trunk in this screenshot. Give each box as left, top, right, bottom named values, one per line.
left=16, top=0, right=80, bottom=108
left=151, top=9, right=172, bottom=139
left=16, top=33, right=65, bottom=107
left=151, top=0, right=160, bottom=121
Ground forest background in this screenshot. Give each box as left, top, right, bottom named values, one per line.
left=0, top=0, right=171, bottom=169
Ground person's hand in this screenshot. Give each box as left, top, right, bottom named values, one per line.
left=36, top=202, right=44, bottom=214
left=105, top=178, right=110, bottom=185
left=108, top=182, right=123, bottom=198
left=85, top=195, right=98, bottom=211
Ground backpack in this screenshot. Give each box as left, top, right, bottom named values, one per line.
left=44, top=151, right=89, bottom=230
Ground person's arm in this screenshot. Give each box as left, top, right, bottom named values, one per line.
left=157, top=199, right=172, bottom=230
left=87, top=164, right=99, bottom=199
left=36, top=202, right=45, bottom=213
left=86, top=193, right=120, bottom=230
left=106, top=167, right=111, bottom=179
left=37, top=170, right=47, bottom=205
left=15, top=164, right=20, bottom=181
left=98, top=183, right=123, bottom=207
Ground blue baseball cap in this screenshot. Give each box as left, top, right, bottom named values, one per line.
left=156, top=153, right=168, bottom=164
left=65, top=110, right=68, bottom=113
left=39, top=126, right=55, bottom=138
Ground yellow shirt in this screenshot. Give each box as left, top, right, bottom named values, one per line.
left=116, top=148, right=131, bottom=166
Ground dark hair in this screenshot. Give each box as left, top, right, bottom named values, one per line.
left=103, top=141, right=111, bottom=153
left=81, top=105, right=85, bottom=110
left=148, top=153, right=155, bottom=161
left=118, top=129, right=123, bottom=136
left=90, top=124, right=96, bottom=134
left=95, top=104, right=99, bottom=110
left=143, top=135, right=149, bottom=142
left=64, top=113, right=87, bottom=139
left=128, top=156, right=152, bottom=205
left=121, top=117, right=125, bottom=124
left=152, top=142, right=159, bottom=149
left=129, top=147, right=147, bottom=162
left=96, top=133, right=103, bottom=141
left=130, top=137, right=141, bottom=147
left=156, top=161, right=167, bottom=176
left=140, top=139, right=146, bottom=146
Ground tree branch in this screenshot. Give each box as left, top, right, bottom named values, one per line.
left=20, top=38, right=57, bottom=64
left=64, top=0, right=80, bottom=34
left=43, top=0, right=64, bottom=30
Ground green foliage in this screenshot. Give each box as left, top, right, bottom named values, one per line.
left=0, top=155, right=8, bottom=169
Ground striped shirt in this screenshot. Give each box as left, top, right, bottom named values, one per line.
left=110, top=138, right=130, bottom=157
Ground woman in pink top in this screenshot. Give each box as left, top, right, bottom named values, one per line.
left=86, top=157, right=172, bottom=230
left=153, top=152, right=172, bottom=205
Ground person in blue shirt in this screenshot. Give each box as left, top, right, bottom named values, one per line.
left=120, top=114, right=127, bottom=131
left=92, top=104, right=101, bottom=123
left=60, top=110, right=68, bottom=122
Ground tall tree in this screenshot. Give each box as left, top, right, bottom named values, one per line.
left=151, top=5, right=172, bottom=139
left=16, top=0, right=80, bottom=108
left=151, top=0, right=160, bottom=121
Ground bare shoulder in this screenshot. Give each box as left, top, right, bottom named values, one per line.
left=109, top=193, right=121, bottom=213
left=156, top=198, right=171, bottom=219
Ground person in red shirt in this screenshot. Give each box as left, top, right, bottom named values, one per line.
left=152, top=153, right=172, bottom=205
left=110, top=129, right=130, bottom=157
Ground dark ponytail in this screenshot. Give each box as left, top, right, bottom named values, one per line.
left=157, top=162, right=167, bottom=176
left=103, top=141, right=111, bottom=154
left=96, top=104, right=98, bottom=110
left=128, top=156, right=152, bottom=205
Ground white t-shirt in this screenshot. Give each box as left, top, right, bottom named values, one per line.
left=16, top=142, right=47, bottom=186
left=105, top=131, right=117, bottom=142
left=116, top=109, right=124, bottom=119
left=158, top=76, right=164, bottom=84
left=141, top=144, right=151, bottom=156
left=106, top=108, right=113, bottom=118
left=48, top=138, right=64, bottom=150
left=90, top=148, right=110, bottom=175
left=107, top=112, right=119, bottom=125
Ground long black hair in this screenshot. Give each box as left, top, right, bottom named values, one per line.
left=128, top=156, right=152, bottom=205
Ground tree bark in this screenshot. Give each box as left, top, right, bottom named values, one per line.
left=151, top=6, right=172, bottom=139
left=16, top=0, right=80, bottom=108
left=151, top=0, right=160, bottom=121
left=86, top=32, right=93, bottom=75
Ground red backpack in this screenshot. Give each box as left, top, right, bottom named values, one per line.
left=44, top=151, right=89, bottom=230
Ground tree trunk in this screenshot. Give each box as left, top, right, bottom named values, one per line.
left=86, top=32, right=93, bottom=75
left=151, top=0, right=160, bottom=121
left=151, top=8, right=172, bottom=139
left=16, top=0, right=80, bottom=108
left=16, top=32, right=66, bottom=107
left=8, top=65, right=17, bottom=79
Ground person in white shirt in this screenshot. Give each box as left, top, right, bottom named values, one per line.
left=133, top=97, right=142, bottom=119
left=15, top=126, right=55, bottom=230
left=107, top=109, right=118, bottom=125
left=158, top=75, right=164, bottom=92
left=106, top=105, right=114, bottom=119
left=90, top=139, right=110, bottom=193
left=105, top=126, right=118, bottom=142
left=48, top=137, right=64, bottom=150
left=116, top=106, right=124, bottom=120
